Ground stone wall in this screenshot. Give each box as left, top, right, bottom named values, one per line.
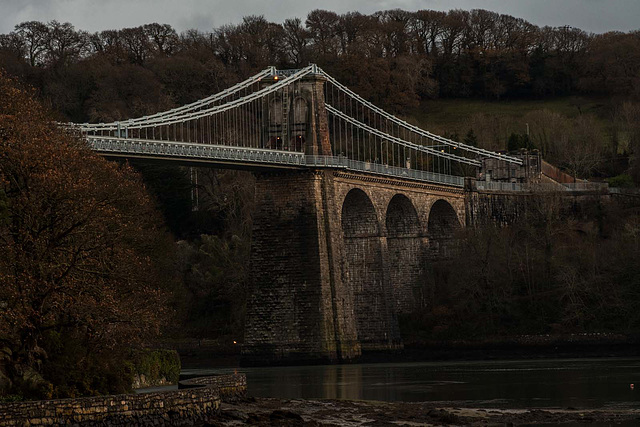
left=341, top=188, right=397, bottom=350
left=0, top=374, right=246, bottom=426
left=387, top=237, right=424, bottom=313
left=465, top=190, right=529, bottom=226
left=330, top=171, right=465, bottom=317
left=243, top=171, right=356, bottom=365
left=243, top=169, right=465, bottom=364
left=179, top=373, right=247, bottom=401
left=466, top=188, right=612, bottom=227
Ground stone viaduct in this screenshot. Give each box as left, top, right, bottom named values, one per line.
left=243, top=168, right=465, bottom=365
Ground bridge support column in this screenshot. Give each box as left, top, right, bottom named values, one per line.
left=242, top=170, right=360, bottom=365
left=300, top=75, right=332, bottom=156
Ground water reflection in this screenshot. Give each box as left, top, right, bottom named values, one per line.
left=182, top=358, right=640, bottom=409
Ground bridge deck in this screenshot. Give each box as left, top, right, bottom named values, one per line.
left=88, top=136, right=465, bottom=187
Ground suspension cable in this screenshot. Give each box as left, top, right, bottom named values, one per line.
left=326, top=104, right=480, bottom=167
left=78, top=66, right=313, bottom=132
left=318, top=67, right=522, bottom=165
left=77, top=68, right=272, bottom=130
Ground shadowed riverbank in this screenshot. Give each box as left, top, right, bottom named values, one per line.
left=208, top=397, right=640, bottom=426
left=175, top=333, right=640, bottom=369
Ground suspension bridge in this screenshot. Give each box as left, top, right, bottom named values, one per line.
left=72, top=64, right=522, bottom=188
left=71, top=65, right=546, bottom=365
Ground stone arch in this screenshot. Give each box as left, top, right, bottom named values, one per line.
left=266, top=98, right=284, bottom=149
left=341, top=188, right=398, bottom=349
left=386, top=194, right=420, bottom=237
left=385, top=194, right=424, bottom=313
left=290, top=97, right=308, bottom=151
left=341, top=189, right=379, bottom=237
left=427, top=199, right=461, bottom=256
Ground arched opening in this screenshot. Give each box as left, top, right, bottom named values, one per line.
left=266, top=98, right=284, bottom=149
left=341, top=189, right=398, bottom=349
left=386, top=194, right=420, bottom=238
left=427, top=199, right=461, bottom=257
left=341, top=189, right=379, bottom=238
left=290, top=97, right=308, bottom=152
left=291, top=134, right=305, bottom=152
left=386, top=195, right=424, bottom=313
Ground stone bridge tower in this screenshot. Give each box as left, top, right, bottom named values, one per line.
left=242, top=74, right=464, bottom=365
left=260, top=71, right=332, bottom=156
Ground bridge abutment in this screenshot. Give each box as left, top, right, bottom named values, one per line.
left=242, top=170, right=360, bottom=365
left=242, top=170, right=465, bottom=365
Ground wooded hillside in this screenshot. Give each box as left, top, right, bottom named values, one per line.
left=0, top=10, right=638, bottom=119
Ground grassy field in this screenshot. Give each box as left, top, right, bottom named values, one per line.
left=404, top=96, right=610, bottom=138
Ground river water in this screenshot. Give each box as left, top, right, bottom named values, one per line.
left=181, top=357, right=640, bottom=410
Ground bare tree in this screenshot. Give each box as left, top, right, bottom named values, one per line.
left=44, top=21, right=88, bottom=67
left=282, top=18, right=309, bottom=66
left=120, top=26, right=151, bottom=65
left=143, top=23, right=178, bottom=56
left=306, top=9, right=340, bottom=58
left=556, top=114, right=606, bottom=178
left=13, top=21, right=48, bottom=66
left=410, top=10, right=446, bottom=56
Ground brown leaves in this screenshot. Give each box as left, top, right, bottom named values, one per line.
left=0, top=70, right=173, bottom=380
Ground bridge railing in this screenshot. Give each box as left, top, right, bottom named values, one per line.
left=88, top=137, right=306, bottom=167
left=90, top=136, right=611, bottom=192
left=562, top=182, right=609, bottom=192
left=609, top=187, right=640, bottom=195
left=476, top=181, right=610, bottom=193
left=88, top=137, right=466, bottom=186
left=305, top=155, right=464, bottom=187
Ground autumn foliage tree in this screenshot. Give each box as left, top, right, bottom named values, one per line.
left=0, top=71, right=174, bottom=398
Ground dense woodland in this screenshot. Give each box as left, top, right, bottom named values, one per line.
left=1, top=9, right=640, bottom=399
left=1, top=9, right=640, bottom=114
left=405, top=195, right=640, bottom=343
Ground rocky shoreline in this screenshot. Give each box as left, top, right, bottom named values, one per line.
left=206, top=397, right=640, bottom=426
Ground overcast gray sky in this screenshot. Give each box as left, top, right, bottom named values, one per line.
left=1, top=0, right=638, bottom=34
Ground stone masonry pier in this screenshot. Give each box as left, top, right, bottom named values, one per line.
left=242, top=169, right=465, bottom=365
